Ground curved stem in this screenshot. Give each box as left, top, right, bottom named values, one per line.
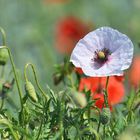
left=0, top=28, right=23, bottom=111
left=0, top=46, right=23, bottom=111
left=24, top=63, right=48, bottom=101
left=7, top=47, right=23, bottom=109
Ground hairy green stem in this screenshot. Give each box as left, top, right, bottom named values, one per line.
left=36, top=101, right=46, bottom=140
left=0, top=99, right=4, bottom=111
left=104, top=76, right=109, bottom=108
left=103, top=125, right=106, bottom=138
left=0, top=28, right=23, bottom=111
left=97, top=116, right=101, bottom=133
left=67, top=74, right=75, bottom=90
left=2, top=46, right=23, bottom=110
left=24, top=63, right=48, bottom=101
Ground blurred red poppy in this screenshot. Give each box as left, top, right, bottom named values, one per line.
left=79, top=77, right=125, bottom=109
left=128, top=56, right=140, bottom=88
left=55, top=16, right=91, bottom=54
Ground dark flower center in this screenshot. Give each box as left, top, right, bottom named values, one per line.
left=93, top=48, right=111, bottom=64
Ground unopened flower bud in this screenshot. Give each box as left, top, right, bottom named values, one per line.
left=25, top=81, right=38, bottom=102
left=100, top=108, right=111, bottom=125
left=53, top=73, right=63, bottom=85
left=72, top=91, right=87, bottom=107
left=0, top=48, right=9, bottom=65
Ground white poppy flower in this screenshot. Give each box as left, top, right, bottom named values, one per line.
left=70, top=27, right=134, bottom=77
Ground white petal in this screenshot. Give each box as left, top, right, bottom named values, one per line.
left=70, top=39, right=93, bottom=68
left=70, top=26, right=134, bottom=77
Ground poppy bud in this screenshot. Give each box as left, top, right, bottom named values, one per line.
left=53, top=72, right=64, bottom=85
left=0, top=48, right=9, bottom=65
left=71, top=91, right=87, bottom=107
left=25, top=81, right=38, bottom=102
left=100, top=108, right=111, bottom=125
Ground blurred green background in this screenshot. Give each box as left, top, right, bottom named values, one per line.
left=0, top=0, right=140, bottom=89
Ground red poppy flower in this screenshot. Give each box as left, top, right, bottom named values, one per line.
left=79, top=77, right=125, bottom=109
left=74, top=67, right=83, bottom=75
left=55, top=16, right=91, bottom=54
left=128, top=56, right=140, bottom=88
left=114, top=75, right=125, bottom=82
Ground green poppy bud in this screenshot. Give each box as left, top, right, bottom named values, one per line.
left=0, top=48, right=9, bottom=65
left=71, top=91, right=87, bottom=108
left=100, top=108, right=111, bottom=125
left=25, top=81, right=38, bottom=102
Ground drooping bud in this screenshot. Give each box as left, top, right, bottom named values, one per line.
left=100, top=107, right=111, bottom=125
left=71, top=91, right=87, bottom=108
left=25, top=81, right=38, bottom=102
left=0, top=48, right=9, bottom=65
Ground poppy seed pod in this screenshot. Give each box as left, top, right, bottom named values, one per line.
left=100, top=108, right=111, bottom=125
left=0, top=48, right=9, bottom=65
left=25, top=81, right=38, bottom=102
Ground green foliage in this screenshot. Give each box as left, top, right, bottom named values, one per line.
left=1, top=53, right=140, bottom=139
